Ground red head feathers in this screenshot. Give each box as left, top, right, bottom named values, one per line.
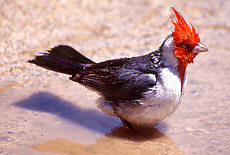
left=171, top=7, right=200, bottom=48
left=170, top=7, right=201, bottom=64
left=170, top=7, right=204, bottom=91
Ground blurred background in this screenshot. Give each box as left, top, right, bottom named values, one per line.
left=0, top=0, right=230, bottom=154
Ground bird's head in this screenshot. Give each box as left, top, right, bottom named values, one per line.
left=170, top=7, right=208, bottom=64
left=159, top=7, right=208, bottom=91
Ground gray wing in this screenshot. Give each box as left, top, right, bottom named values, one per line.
left=70, top=67, right=157, bottom=102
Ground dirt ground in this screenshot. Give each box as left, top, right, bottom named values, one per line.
left=1, top=0, right=230, bottom=154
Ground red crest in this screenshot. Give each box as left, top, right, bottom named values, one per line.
left=170, top=7, right=200, bottom=48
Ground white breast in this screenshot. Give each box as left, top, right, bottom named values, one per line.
left=98, top=67, right=185, bottom=126
left=132, top=67, right=183, bottom=125
left=142, top=67, right=182, bottom=105
left=159, top=67, right=182, bottom=102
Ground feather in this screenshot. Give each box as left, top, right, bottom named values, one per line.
left=28, top=45, right=94, bottom=75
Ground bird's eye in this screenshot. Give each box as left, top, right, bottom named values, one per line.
left=181, top=43, right=189, bottom=49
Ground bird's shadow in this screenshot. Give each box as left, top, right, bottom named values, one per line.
left=14, top=91, right=119, bottom=133
left=14, top=91, right=168, bottom=141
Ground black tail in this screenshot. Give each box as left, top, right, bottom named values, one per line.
left=28, top=45, right=95, bottom=75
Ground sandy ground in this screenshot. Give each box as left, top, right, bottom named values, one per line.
left=1, top=0, right=230, bottom=154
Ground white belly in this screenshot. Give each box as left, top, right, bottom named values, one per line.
left=98, top=68, right=185, bottom=126
left=125, top=68, right=183, bottom=125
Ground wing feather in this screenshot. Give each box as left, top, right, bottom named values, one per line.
left=70, top=53, right=158, bottom=101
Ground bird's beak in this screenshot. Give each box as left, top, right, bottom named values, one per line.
left=192, top=43, right=208, bottom=53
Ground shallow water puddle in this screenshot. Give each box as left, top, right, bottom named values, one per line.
left=31, top=127, right=181, bottom=155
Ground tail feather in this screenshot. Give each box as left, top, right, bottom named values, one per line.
left=28, top=45, right=95, bottom=75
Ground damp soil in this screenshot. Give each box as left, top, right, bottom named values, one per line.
left=1, top=0, right=230, bottom=155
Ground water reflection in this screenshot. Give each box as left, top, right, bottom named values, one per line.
left=32, top=125, right=181, bottom=155
left=108, top=125, right=163, bottom=141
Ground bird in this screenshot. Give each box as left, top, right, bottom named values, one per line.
left=28, top=7, right=208, bottom=129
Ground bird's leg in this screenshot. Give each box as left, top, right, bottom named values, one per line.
left=120, top=118, right=136, bottom=131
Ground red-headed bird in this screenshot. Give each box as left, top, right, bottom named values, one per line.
left=29, top=8, right=208, bottom=128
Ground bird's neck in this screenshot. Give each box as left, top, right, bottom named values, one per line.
left=176, top=60, right=187, bottom=92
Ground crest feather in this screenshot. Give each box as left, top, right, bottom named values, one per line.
left=170, top=7, right=200, bottom=46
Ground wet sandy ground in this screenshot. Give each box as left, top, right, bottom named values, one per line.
left=1, top=0, right=230, bottom=154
